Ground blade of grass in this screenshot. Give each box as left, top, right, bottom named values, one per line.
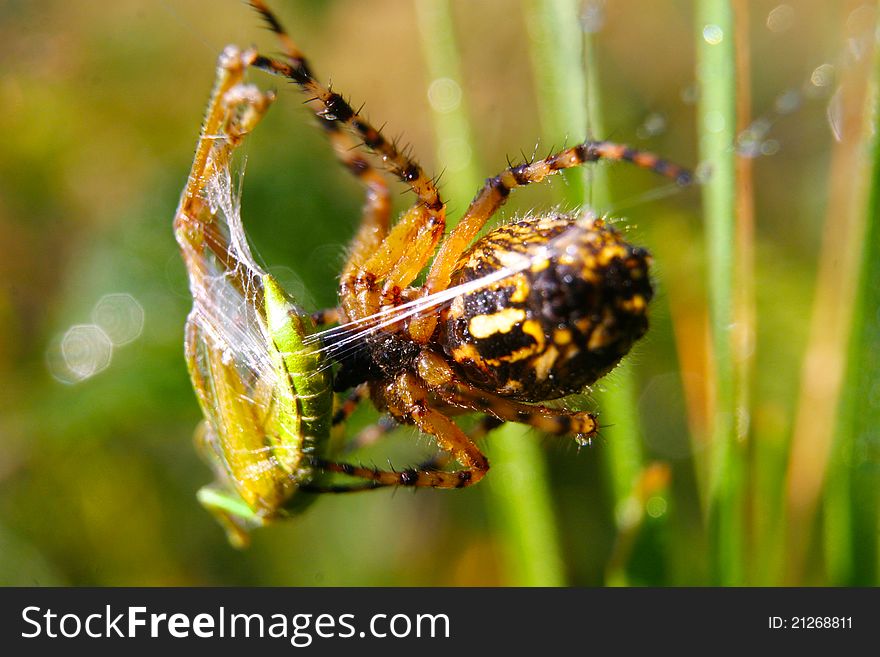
left=523, top=0, right=588, bottom=206
left=415, top=0, right=565, bottom=586
left=413, top=0, right=481, bottom=211
left=696, top=0, right=745, bottom=585
left=783, top=14, right=876, bottom=585
left=585, top=27, right=653, bottom=587
left=732, top=0, right=757, bottom=584
left=525, top=0, right=652, bottom=586
left=823, top=12, right=879, bottom=586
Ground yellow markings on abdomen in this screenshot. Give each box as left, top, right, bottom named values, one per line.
left=468, top=307, right=526, bottom=339
left=451, top=342, right=484, bottom=364
left=531, top=344, right=559, bottom=381
left=618, top=294, right=647, bottom=313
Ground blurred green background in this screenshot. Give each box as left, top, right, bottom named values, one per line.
left=1, top=0, right=877, bottom=586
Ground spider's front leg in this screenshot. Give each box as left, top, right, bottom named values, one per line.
left=410, top=141, right=691, bottom=342
left=246, top=0, right=447, bottom=317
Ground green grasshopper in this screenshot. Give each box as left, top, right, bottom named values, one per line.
left=174, top=47, right=332, bottom=548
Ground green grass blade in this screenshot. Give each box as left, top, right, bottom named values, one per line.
left=524, top=0, right=653, bottom=585
left=414, top=0, right=481, bottom=209
left=416, top=0, right=565, bottom=586
left=696, top=0, right=745, bottom=585
left=483, top=430, right=566, bottom=586
left=824, top=23, right=880, bottom=586
left=584, top=28, right=651, bottom=587
left=523, top=0, right=589, bottom=206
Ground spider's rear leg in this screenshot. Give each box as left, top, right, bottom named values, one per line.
left=309, top=371, right=491, bottom=490
left=330, top=383, right=369, bottom=428
left=320, top=120, right=392, bottom=281
left=410, top=141, right=692, bottom=342
left=301, top=415, right=502, bottom=494
left=343, top=412, right=502, bottom=459
left=416, top=351, right=598, bottom=443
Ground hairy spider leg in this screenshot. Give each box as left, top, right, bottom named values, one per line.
left=330, top=383, right=369, bottom=427
left=302, top=372, right=490, bottom=490
left=247, top=0, right=447, bottom=317
left=415, top=352, right=598, bottom=440
left=410, top=141, right=692, bottom=342
left=343, top=409, right=503, bottom=457
left=248, top=0, right=442, bottom=215
left=301, top=416, right=503, bottom=493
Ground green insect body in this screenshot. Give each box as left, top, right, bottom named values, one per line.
left=189, top=275, right=332, bottom=548
left=175, top=47, right=335, bottom=547
left=262, top=273, right=333, bottom=484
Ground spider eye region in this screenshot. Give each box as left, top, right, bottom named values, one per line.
left=441, top=214, right=653, bottom=402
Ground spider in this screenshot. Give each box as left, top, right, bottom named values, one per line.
left=246, top=0, right=690, bottom=483
left=175, top=0, right=691, bottom=544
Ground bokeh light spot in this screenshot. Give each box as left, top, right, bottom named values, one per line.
left=91, top=293, right=145, bottom=346
left=636, top=112, right=668, bottom=139
left=427, top=78, right=462, bottom=114
left=766, top=5, right=795, bottom=33
left=48, top=324, right=113, bottom=384
left=646, top=496, right=668, bottom=519
left=702, top=24, right=724, bottom=45
left=810, top=63, right=835, bottom=88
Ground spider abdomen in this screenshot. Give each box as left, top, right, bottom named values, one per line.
left=441, top=214, right=653, bottom=402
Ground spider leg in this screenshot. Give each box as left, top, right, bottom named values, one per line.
left=322, top=120, right=393, bottom=286
left=303, top=443, right=483, bottom=490
left=248, top=1, right=394, bottom=298
left=247, top=0, right=444, bottom=219
left=310, top=307, right=340, bottom=326
left=331, top=383, right=369, bottom=427
left=410, top=415, right=502, bottom=470
left=416, top=352, right=598, bottom=441
left=299, top=480, right=382, bottom=494
left=438, top=385, right=597, bottom=440
left=332, top=383, right=499, bottom=460
left=246, top=1, right=444, bottom=317
left=299, top=428, right=492, bottom=493
left=410, top=141, right=692, bottom=342
left=341, top=412, right=502, bottom=457
left=303, top=372, right=490, bottom=490
left=336, top=201, right=445, bottom=320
